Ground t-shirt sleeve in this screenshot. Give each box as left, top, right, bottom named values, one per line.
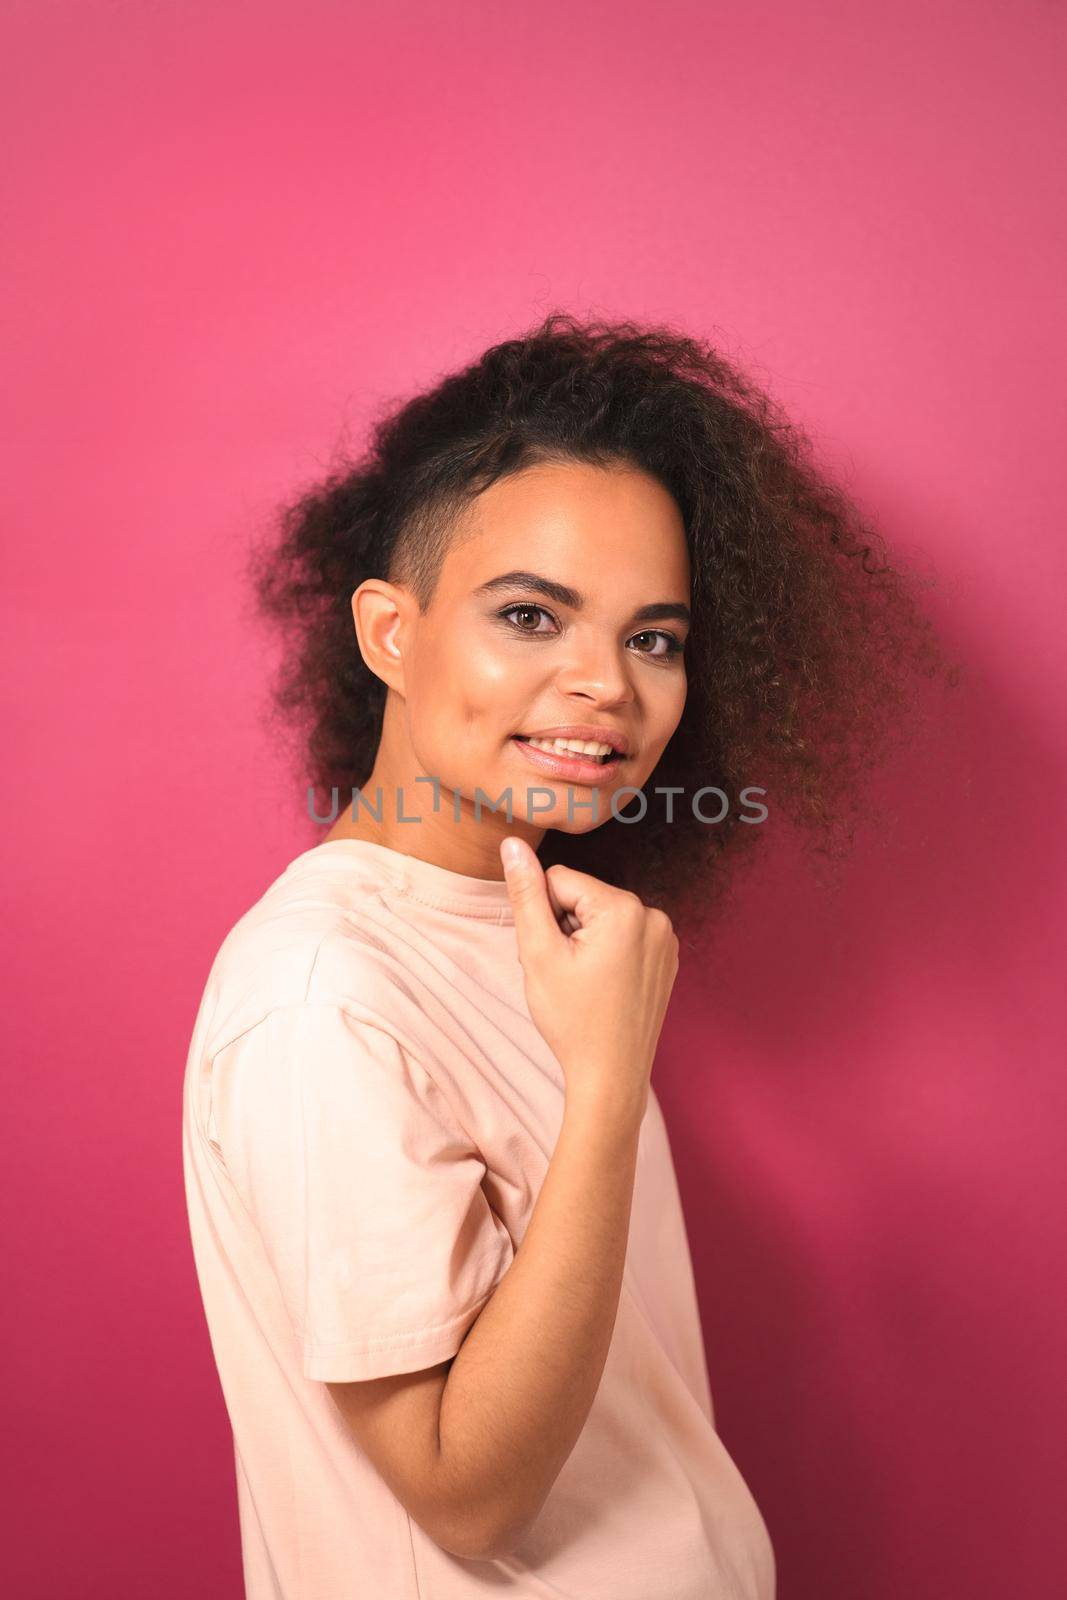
left=212, top=1000, right=516, bottom=1382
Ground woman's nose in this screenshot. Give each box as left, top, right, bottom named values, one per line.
left=553, top=638, right=635, bottom=705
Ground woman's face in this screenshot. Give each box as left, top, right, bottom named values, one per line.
left=395, top=459, right=691, bottom=837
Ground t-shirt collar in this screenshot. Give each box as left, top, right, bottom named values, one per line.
left=307, top=837, right=516, bottom=922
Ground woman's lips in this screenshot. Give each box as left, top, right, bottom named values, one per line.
left=509, top=736, right=624, bottom=787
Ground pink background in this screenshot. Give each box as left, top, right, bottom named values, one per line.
left=4, top=2, right=1065, bottom=1594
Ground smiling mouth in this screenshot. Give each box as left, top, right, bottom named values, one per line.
left=511, top=735, right=621, bottom=765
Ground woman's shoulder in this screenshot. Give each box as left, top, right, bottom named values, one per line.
left=195, top=846, right=411, bottom=1059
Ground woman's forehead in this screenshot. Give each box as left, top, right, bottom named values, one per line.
left=438, top=466, right=690, bottom=594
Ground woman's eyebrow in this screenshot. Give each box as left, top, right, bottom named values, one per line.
left=474, top=569, right=691, bottom=626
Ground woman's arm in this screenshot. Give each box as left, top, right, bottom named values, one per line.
left=328, top=1081, right=643, bottom=1559
left=328, top=838, right=677, bottom=1559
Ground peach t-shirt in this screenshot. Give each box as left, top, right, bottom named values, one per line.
left=181, top=838, right=776, bottom=1599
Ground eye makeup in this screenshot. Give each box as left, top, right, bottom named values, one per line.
left=495, top=602, right=686, bottom=659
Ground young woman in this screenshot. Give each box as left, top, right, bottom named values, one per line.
left=182, top=313, right=949, bottom=1599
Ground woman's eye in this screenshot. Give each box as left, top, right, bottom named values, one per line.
left=630, top=629, right=684, bottom=658
left=500, top=604, right=557, bottom=634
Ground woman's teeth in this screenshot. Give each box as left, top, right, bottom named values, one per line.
left=516, top=736, right=617, bottom=763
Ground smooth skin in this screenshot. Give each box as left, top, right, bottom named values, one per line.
left=323, top=462, right=689, bottom=1559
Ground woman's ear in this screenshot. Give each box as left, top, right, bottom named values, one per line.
left=350, top=579, right=412, bottom=694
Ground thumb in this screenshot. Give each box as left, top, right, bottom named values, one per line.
left=499, top=836, right=561, bottom=952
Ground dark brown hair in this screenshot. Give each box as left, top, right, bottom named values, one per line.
left=249, top=311, right=957, bottom=939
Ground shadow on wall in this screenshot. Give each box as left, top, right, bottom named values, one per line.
left=655, top=594, right=1065, bottom=1600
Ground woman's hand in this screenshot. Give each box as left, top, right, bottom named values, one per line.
left=499, top=835, right=679, bottom=1119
